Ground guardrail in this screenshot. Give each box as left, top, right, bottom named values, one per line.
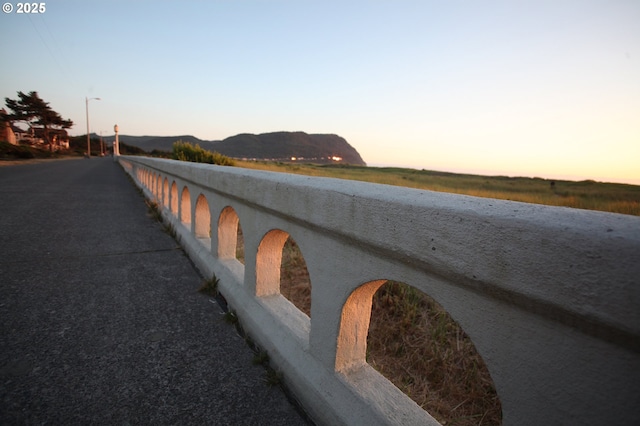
left=119, top=156, right=640, bottom=425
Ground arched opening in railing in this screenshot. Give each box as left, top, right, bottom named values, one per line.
left=280, top=236, right=311, bottom=317
left=236, top=221, right=244, bottom=264
left=162, top=178, right=169, bottom=207
left=180, top=186, right=191, bottom=225
left=217, top=206, right=243, bottom=264
left=170, top=182, right=179, bottom=215
left=194, top=194, right=210, bottom=241
left=154, top=174, right=161, bottom=199
left=256, top=230, right=312, bottom=317
left=256, top=229, right=289, bottom=297
left=337, top=280, right=502, bottom=426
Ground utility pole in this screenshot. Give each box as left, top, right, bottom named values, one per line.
left=85, top=97, right=101, bottom=158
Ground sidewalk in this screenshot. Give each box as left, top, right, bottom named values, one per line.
left=0, top=158, right=310, bottom=425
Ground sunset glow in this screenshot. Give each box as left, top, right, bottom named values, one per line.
left=1, top=1, right=638, bottom=184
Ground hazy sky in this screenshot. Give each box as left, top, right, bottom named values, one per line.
left=1, top=1, right=638, bottom=184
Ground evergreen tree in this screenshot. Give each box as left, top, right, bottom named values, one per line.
left=4, top=91, right=73, bottom=151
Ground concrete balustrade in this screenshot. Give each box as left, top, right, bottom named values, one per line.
left=119, top=156, right=640, bottom=426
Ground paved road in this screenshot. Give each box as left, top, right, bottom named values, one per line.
left=0, top=158, right=310, bottom=425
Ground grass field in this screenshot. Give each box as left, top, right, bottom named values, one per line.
left=236, top=161, right=640, bottom=216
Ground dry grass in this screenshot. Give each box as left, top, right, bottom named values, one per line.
left=236, top=224, right=245, bottom=264
left=279, top=238, right=312, bottom=317
left=367, top=282, right=501, bottom=425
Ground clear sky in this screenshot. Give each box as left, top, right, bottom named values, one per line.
left=1, top=0, right=639, bottom=184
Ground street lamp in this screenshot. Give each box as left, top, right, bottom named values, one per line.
left=85, top=97, right=101, bottom=158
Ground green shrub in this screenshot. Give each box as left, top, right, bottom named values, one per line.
left=172, top=141, right=235, bottom=166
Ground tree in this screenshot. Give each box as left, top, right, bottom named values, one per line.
left=4, top=91, right=73, bottom=151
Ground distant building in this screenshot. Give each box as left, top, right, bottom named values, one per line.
left=32, top=127, right=70, bottom=149
left=13, top=126, right=33, bottom=144
left=10, top=126, right=69, bottom=150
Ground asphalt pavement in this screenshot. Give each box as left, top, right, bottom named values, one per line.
left=0, top=157, right=310, bottom=425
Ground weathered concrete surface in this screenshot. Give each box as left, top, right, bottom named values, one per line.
left=0, top=158, right=309, bottom=425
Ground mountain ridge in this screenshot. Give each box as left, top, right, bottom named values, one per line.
left=100, top=131, right=366, bottom=165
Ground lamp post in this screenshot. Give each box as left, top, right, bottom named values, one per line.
left=85, top=97, right=101, bottom=158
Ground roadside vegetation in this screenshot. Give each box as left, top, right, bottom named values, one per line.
left=367, top=281, right=501, bottom=425
left=0, top=140, right=53, bottom=159
left=172, top=141, right=235, bottom=166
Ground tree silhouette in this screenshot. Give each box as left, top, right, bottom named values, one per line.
left=4, top=91, right=73, bottom=151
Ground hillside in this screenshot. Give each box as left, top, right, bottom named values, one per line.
left=102, top=131, right=366, bottom=165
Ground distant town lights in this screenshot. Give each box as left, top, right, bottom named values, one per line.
left=289, top=156, right=343, bottom=162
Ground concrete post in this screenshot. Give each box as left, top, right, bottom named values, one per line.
left=113, top=124, right=120, bottom=160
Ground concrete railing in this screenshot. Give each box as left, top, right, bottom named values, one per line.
left=118, top=156, right=640, bottom=426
